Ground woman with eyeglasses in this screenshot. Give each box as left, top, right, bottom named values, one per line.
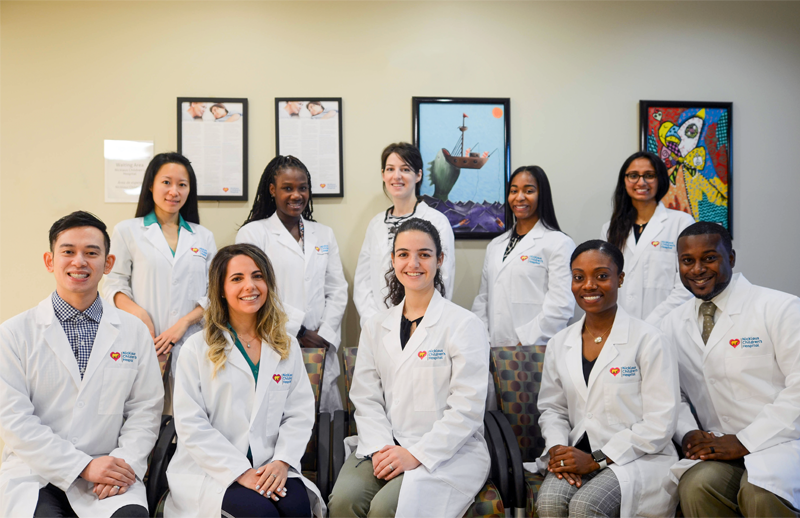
left=601, top=152, right=694, bottom=326
left=353, top=143, right=455, bottom=328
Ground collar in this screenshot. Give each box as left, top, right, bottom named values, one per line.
left=51, top=291, right=103, bottom=323
left=693, top=274, right=737, bottom=317
left=143, top=210, right=193, bottom=233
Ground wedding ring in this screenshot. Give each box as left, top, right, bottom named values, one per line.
left=114, top=485, right=120, bottom=490
left=560, top=460, right=565, bottom=467
left=270, top=473, right=277, bottom=479
left=389, top=464, right=395, bottom=472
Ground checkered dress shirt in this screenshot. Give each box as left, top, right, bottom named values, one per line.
left=51, top=291, right=103, bottom=379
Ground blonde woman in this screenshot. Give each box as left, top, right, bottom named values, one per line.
left=165, top=244, right=324, bottom=518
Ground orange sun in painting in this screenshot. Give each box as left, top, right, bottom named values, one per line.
left=492, top=107, right=503, bottom=118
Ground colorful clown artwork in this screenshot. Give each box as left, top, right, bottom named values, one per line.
left=640, top=101, right=732, bottom=233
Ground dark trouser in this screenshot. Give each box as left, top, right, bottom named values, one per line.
left=34, top=484, right=148, bottom=517
left=221, top=478, right=311, bottom=518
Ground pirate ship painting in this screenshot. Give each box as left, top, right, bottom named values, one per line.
left=414, top=99, right=510, bottom=239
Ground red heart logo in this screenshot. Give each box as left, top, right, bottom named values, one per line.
left=729, top=339, right=740, bottom=348
left=315, top=246, right=320, bottom=252
left=191, top=247, right=199, bottom=253
left=418, top=351, right=427, bottom=359
left=610, top=367, right=620, bottom=376
left=320, top=184, right=326, bottom=188
left=651, top=241, right=660, bottom=247
left=110, top=352, right=121, bottom=361
left=273, top=374, right=282, bottom=383
left=223, top=187, right=229, bottom=192
left=520, top=255, right=528, bottom=261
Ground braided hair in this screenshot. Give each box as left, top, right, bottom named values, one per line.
left=242, top=155, right=315, bottom=226
left=383, top=218, right=446, bottom=306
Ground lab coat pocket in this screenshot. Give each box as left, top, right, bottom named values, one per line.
left=98, top=368, right=137, bottom=415
left=412, top=366, right=449, bottom=412
left=644, top=253, right=675, bottom=289
left=511, top=263, right=546, bottom=303
left=725, top=354, right=775, bottom=400
left=603, top=381, right=642, bottom=426
left=265, top=390, right=289, bottom=437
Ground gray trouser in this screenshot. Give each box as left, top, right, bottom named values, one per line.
left=536, top=469, right=621, bottom=518
left=679, top=460, right=800, bottom=518
left=328, top=454, right=404, bottom=518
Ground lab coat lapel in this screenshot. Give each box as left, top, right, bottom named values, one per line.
left=681, top=306, right=706, bottom=353
left=80, top=299, right=120, bottom=390
left=587, top=309, right=626, bottom=393
left=564, top=320, right=588, bottom=402
left=303, top=220, right=317, bottom=272
left=143, top=221, right=175, bottom=265
left=252, top=343, right=281, bottom=425
left=703, top=275, right=748, bottom=361
left=37, top=298, right=81, bottom=388
left=172, top=224, right=196, bottom=262
left=382, top=304, right=406, bottom=370
left=628, top=202, right=667, bottom=271
left=498, top=222, right=545, bottom=275
left=223, top=331, right=253, bottom=378
left=401, top=292, right=445, bottom=367
left=268, top=215, right=304, bottom=260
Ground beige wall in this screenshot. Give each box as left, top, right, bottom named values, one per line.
left=3, top=1, right=800, bottom=346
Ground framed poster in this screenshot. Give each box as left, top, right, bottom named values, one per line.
left=640, top=100, right=733, bottom=235
left=177, top=97, right=248, bottom=201
left=275, top=98, right=343, bottom=197
left=413, top=97, right=511, bottom=239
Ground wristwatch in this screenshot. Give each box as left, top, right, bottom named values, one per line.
left=591, top=450, right=608, bottom=470
left=297, top=326, right=307, bottom=339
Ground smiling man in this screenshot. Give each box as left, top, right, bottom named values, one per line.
left=660, top=222, right=800, bottom=517
left=0, top=211, right=163, bottom=517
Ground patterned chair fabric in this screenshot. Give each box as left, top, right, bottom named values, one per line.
left=490, top=346, right=547, bottom=462
left=525, top=471, right=545, bottom=517
left=463, top=480, right=505, bottom=518
left=342, top=346, right=359, bottom=436
left=301, top=347, right=326, bottom=475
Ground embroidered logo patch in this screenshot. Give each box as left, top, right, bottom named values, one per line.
left=280, top=373, right=293, bottom=384
left=621, top=366, right=638, bottom=378
left=729, top=339, right=740, bottom=348
left=191, top=247, right=199, bottom=253
left=110, top=352, right=121, bottom=361
left=273, top=374, right=282, bottom=383
left=315, top=245, right=329, bottom=254
left=418, top=351, right=427, bottom=359
left=610, top=367, right=620, bottom=376
left=651, top=241, right=660, bottom=247
left=191, top=247, right=208, bottom=258
left=520, top=255, right=528, bottom=261
left=223, top=187, right=229, bottom=192
left=740, top=337, right=762, bottom=349
left=527, top=255, right=544, bottom=265
left=320, top=184, right=326, bottom=188
left=426, top=348, right=445, bottom=360
left=121, top=352, right=137, bottom=363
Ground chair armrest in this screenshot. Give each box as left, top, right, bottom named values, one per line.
left=483, top=412, right=510, bottom=509
left=147, top=416, right=176, bottom=513
left=317, top=412, right=332, bottom=502
left=331, top=410, right=347, bottom=484
left=489, top=410, right=526, bottom=515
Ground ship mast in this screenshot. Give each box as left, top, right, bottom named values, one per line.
left=452, top=113, right=468, bottom=157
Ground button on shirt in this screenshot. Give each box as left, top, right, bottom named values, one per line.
left=52, top=291, right=103, bottom=378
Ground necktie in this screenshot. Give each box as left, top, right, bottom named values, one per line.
left=700, top=301, right=717, bottom=344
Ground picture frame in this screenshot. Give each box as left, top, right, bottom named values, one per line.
left=639, top=100, right=733, bottom=236
left=177, top=97, right=248, bottom=201
left=413, top=97, right=511, bottom=240
left=275, top=97, right=344, bottom=198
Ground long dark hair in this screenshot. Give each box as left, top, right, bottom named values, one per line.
left=606, top=151, right=669, bottom=250
left=135, top=152, right=200, bottom=224
left=380, top=142, right=423, bottom=199
left=383, top=218, right=446, bottom=306
left=242, top=155, right=315, bottom=226
left=508, top=165, right=562, bottom=232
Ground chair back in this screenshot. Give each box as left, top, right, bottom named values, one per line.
left=146, top=415, right=177, bottom=514
left=300, top=347, right=327, bottom=479
left=490, top=346, right=547, bottom=462
left=342, top=346, right=359, bottom=436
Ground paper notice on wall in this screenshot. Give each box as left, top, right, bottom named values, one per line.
left=104, top=140, right=154, bottom=203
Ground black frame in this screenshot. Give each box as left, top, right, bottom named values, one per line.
left=639, top=100, right=733, bottom=237
left=177, top=97, right=249, bottom=202
left=275, top=97, right=344, bottom=198
left=412, top=96, right=512, bottom=240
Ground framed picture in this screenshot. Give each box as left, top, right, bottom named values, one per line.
left=275, top=98, right=344, bottom=198
left=640, top=100, right=733, bottom=235
left=413, top=97, right=511, bottom=240
left=177, top=97, right=248, bottom=201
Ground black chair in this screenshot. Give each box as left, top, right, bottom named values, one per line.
left=145, top=415, right=176, bottom=517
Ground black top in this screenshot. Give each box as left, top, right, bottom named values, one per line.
left=633, top=222, right=647, bottom=243
left=503, top=228, right=526, bottom=261
left=574, top=354, right=597, bottom=454
left=400, top=314, right=424, bottom=349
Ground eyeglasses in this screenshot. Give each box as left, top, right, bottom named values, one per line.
left=625, top=172, right=657, bottom=182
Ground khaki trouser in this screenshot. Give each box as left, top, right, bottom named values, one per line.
left=679, top=460, right=800, bottom=518
left=328, top=454, right=404, bottom=518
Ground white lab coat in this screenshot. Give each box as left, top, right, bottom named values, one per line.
left=347, top=291, right=490, bottom=518
left=601, top=202, right=694, bottom=326
left=102, top=217, right=217, bottom=369
left=536, top=307, right=679, bottom=518
left=236, top=215, right=348, bottom=413
left=165, top=332, right=324, bottom=518
left=0, top=296, right=164, bottom=518
left=471, top=220, right=575, bottom=348
left=353, top=202, right=456, bottom=327
left=660, top=274, right=800, bottom=508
